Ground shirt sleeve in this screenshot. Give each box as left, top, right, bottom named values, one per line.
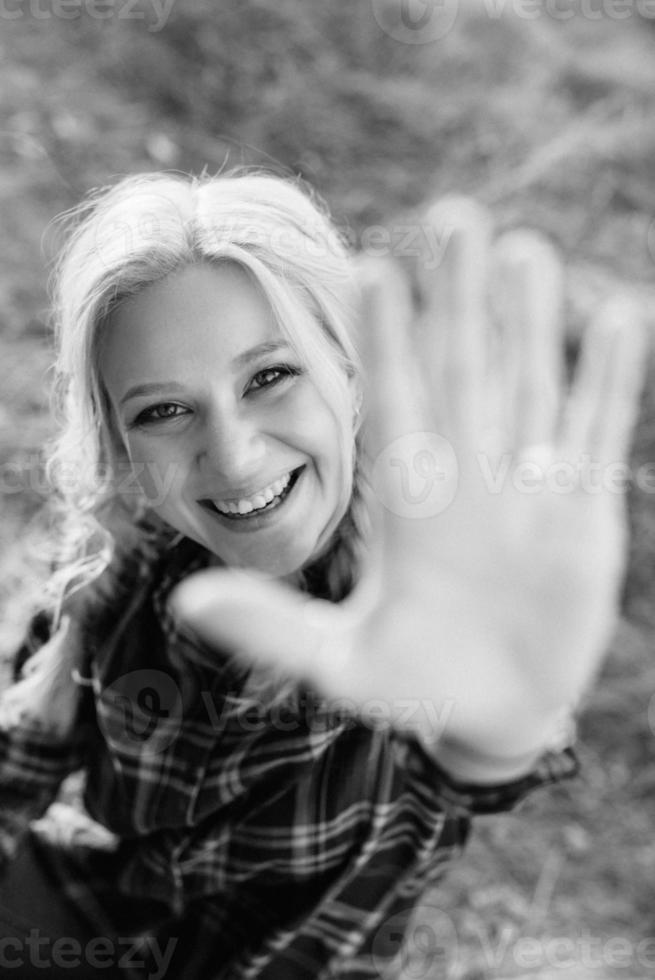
left=407, top=737, right=580, bottom=816
left=0, top=615, right=89, bottom=872
left=0, top=723, right=87, bottom=869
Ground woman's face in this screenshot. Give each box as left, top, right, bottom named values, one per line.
left=99, top=262, right=354, bottom=577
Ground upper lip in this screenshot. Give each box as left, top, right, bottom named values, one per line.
left=198, top=466, right=302, bottom=504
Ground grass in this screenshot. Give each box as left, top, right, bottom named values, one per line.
left=1, top=3, right=654, bottom=977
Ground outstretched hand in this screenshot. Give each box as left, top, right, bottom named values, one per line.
left=172, top=198, right=648, bottom=779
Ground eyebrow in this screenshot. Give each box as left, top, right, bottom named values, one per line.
left=119, top=340, right=294, bottom=406
left=232, top=339, right=292, bottom=369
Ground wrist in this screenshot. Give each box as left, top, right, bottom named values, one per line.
left=426, top=737, right=543, bottom=784
left=423, top=707, right=577, bottom=785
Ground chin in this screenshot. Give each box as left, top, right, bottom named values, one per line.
left=201, top=538, right=319, bottom=581
left=247, top=546, right=318, bottom=580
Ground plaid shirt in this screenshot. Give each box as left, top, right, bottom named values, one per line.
left=0, top=537, right=579, bottom=980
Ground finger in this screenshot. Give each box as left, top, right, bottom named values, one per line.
left=492, top=231, right=564, bottom=452
left=353, top=257, right=461, bottom=572
left=416, top=196, right=492, bottom=447
left=354, top=256, right=434, bottom=570
left=353, top=255, right=424, bottom=457
left=170, top=568, right=356, bottom=699
left=560, top=296, right=649, bottom=466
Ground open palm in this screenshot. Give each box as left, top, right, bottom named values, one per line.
left=174, top=198, right=647, bottom=778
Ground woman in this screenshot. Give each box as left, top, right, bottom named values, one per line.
left=0, top=171, right=645, bottom=978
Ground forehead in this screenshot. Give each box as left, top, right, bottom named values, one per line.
left=99, top=262, right=282, bottom=396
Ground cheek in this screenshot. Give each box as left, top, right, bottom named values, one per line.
left=285, top=384, right=347, bottom=456
left=316, top=402, right=353, bottom=482
left=289, top=410, right=345, bottom=488
left=124, top=437, right=188, bottom=510
left=302, top=405, right=354, bottom=504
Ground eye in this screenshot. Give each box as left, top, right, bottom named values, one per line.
left=132, top=403, right=189, bottom=427
left=248, top=364, right=301, bottom=392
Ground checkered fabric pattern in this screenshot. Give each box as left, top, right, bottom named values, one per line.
left=0, top=537, right=579, bottom=979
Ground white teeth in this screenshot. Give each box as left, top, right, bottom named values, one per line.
left=213, top=470, right=294, bottom=516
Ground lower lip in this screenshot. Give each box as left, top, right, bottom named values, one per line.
left=201, top=467, right=305, bottom=533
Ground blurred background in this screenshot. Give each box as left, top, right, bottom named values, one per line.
left=0, top=1, right=654, bottom=976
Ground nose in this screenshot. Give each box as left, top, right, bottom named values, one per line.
left=197, top=404, right=267, bottom=491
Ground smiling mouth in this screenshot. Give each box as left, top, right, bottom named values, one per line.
left=200, top=466, right=305, bottom=521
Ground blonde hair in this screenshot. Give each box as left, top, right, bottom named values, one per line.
left=43, top=169, right=371, bottom=624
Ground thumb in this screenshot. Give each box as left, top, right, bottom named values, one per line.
left=170, top=568, right=354, bottom=695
